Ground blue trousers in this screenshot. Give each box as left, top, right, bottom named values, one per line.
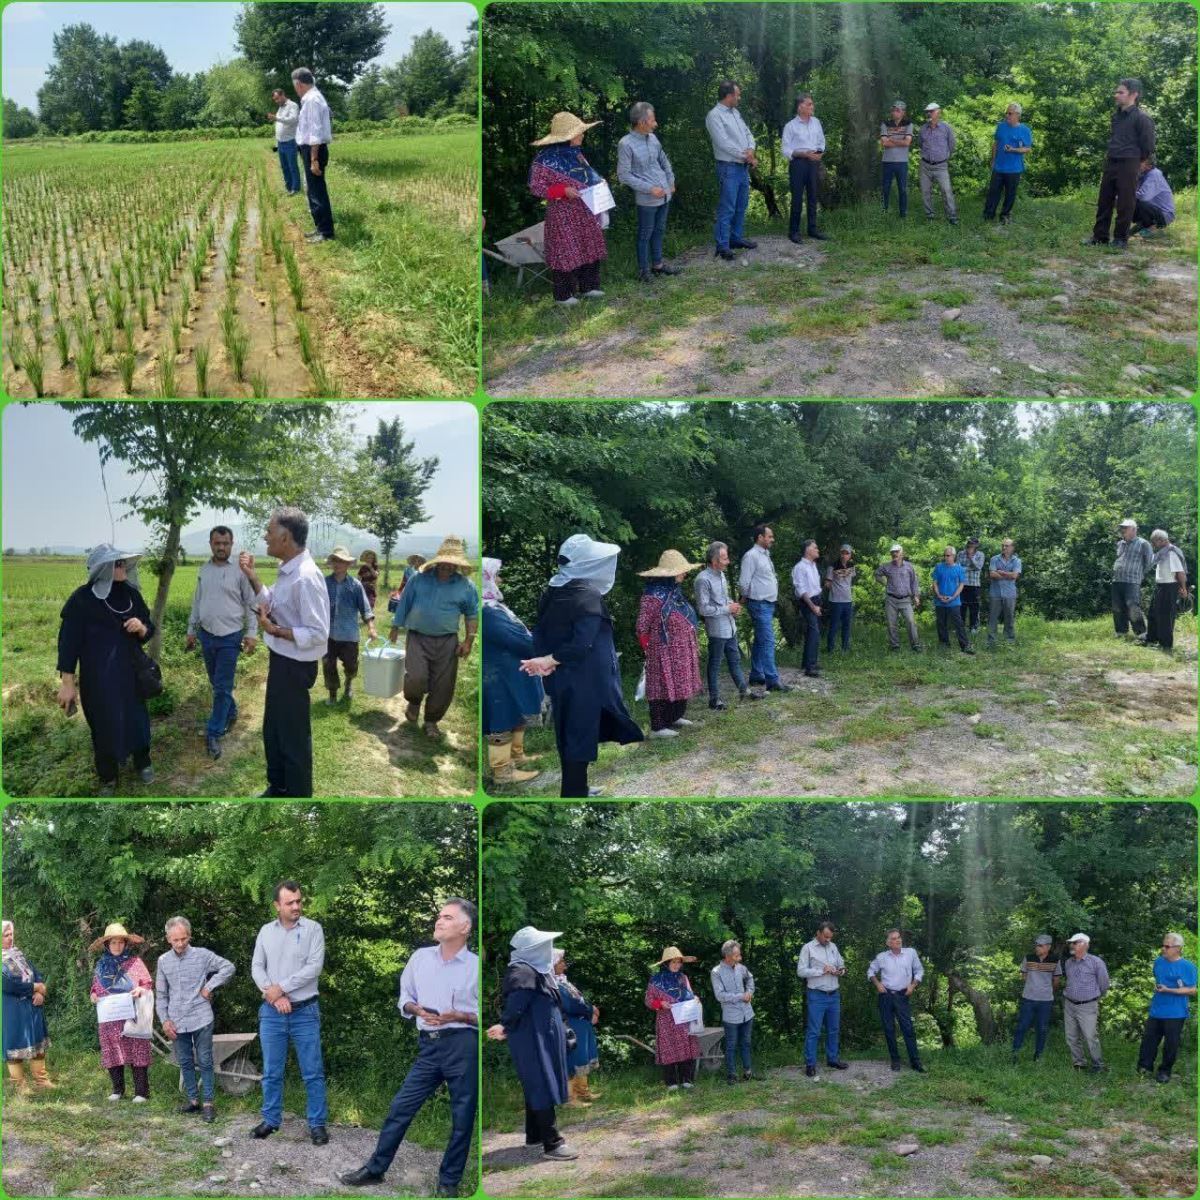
left=878, top=990, right=921, bottom=1065
left=199, top=628, right=241, bottom=739
left=723, top=1019, right=752, bottom=1077
left=277, top=139, right=302, bottom=194
left=799, top=599, right=820, bottom=671
left=805, top=990, right=841, bottom=1066
left=367, top=1031, right=478, bottom=1189
left=746, top=599, right=780, bottom=687
left=826, top=601, right=853, bottom=651
left=259, top=1001, right=327, bottom=1129
left=882, top=161, right=908, bottom=215
left=706, top=634, right=748, bottom=703
left=636, top=203, right=669, bottom=271
left=176, top=1021, right=215, bottom=1102
left=1012, top=998, right=1052, bottom=1057
left=714, top=161, right=750, bottom=251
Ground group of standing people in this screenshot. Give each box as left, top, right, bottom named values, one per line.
left=266, top=69, right=336, bottom=242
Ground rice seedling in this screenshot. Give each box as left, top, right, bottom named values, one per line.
left=250, top=369, right=269, bottom=398
left=155, top=344, right=177, bottom=398
left=74, top=339, right=95, bottom=396
left=295, top=314, right=314, bottom=367
left=194, top=341, right=210, bottom=397
left=137, top=290, right=149, bottom=331
left=18, top=342, right=45, bottom=397
left=170, top=312, right=182, bottom=356
left=53, top=321, right=70, bottom=368
left=283, top=246, right=304, bottom=310
left=118, top=348, right=136, bottom=394
left=228, top=327, right=249, bottom=381
left=9, top=325, right=25, bottom=371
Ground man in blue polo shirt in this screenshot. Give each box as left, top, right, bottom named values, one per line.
left=987, top=538, right=1022, bottom=649
left=1137, top=931, right=1197, bottom=1084
left=932, top=545, right=975, bottom=654
left=984, top=103, right=1033, bottom=224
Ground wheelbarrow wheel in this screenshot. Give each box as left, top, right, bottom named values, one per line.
left=217, top=1047, right=262, bottom=1097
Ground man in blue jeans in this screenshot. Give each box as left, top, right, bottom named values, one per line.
left=711, top=940, right=756, bottom=1083
left=266, top=88, right=302, bottom=195
left=341, top=900, right=479, bottom=1196
left=187, top=526, right=259, bottom=761
left=738, top=525, right=791, bottom=693
left=1011, top=934, right=1061, bottom=1062
left=797, top=922, right=848, bottom=1077
left=867, top=929, right=926, bottom=1073
left=694, top=541, right=763, bottom=709
left=250, top=881, right=328, bottom=1144
left=705, top=80, right=759, bottom=261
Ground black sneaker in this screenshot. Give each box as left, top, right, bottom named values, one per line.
left=179, top=1101, right=202, bottom=1115
left=652, top=264, right=681, bottom=276
left=340, top=1168, right=386, bottom=1187
left=725, top=1076, right=737, bottom=1086
left=202, top=1104, right=216, bottom=1124
left=766, top=682, right=793, bottom=693
left=911, top=1062, right=926, bottom=1073
left=250, top=1122, right=279, bottom=1139
left=827, top=1060, right=849, bottom=1070
left=206, top=735, right=222, bottom=760
left=731, top=238, right=758, bottom=249
left=1081, top=236, right=1108, bottom=246
left=311, top=1126, right=329, bottom=1145
left=639, top=269, right=652, bottom=283
left=788, top=233, right=804, bottom=244
left=804, top=668, right=821, bottom=678
left=1111, top=238, right=1129, bottom=249
left=1156, top=1070, right=1171, bottom=1084
left=890, top=1060, right=902, bottom=1072
left=808, top=231, right=829, bottom=240
left=715, top=248, right=736, bottom=261
left=962, top=646, right=976, bottom=655
left=805, top=1065, right=817, bottom=1078
left=709, top=700, right=727, bottom=711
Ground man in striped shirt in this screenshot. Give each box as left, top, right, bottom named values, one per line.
left=1112, top=519, right=1153, bottom=637
left=292, top=67, right=335, bottom=242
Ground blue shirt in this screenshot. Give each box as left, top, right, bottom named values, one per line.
left=989, top=553, right=1022, bottom=599
left=993, top=121, right=1032, bottom=173
left=390, top=570, right=479, bottom=637
left=1149, top=955, right=1197, bottom=1019
left=1136, top=167, right=1175, bottom=223
left=398, top=943, right=480, bottom=1032
left=932, top=562, right=966, bottom=607
left=325, top=573, right=373, bottom=642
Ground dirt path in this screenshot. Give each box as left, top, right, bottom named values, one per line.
left=486, top=236, right=1197, bottom=399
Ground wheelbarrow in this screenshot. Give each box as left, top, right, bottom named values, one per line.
left=153, top=1029, right=263, bottom=1095
left=615, top=1025, right=727, bottom=1073
left=483, top=222, right=551, bottom=290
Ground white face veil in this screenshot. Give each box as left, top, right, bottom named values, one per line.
left=549, top=534, right=620, bottom=595
left=87, top=544, right=142, bottom=601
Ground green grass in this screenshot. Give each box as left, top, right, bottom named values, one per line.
left=1, top=557, right=477, bottom=797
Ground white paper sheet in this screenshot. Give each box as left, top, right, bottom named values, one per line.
left=579, top=181, right=616, bottom=215
left=96, top=992, right=136, bottom=1023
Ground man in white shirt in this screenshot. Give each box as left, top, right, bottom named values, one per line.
left=790, top=539, right=823, bottom=678
left=239, top=507, right=331, bottom=797
left=867, top=929, right=926, bottom=1072
left=266, top=87, right=302, bottom=196
left=782, top=93, right=828, bottom=243
left=1142, top=528, right=1189, bottom=653
left=705, top=80, right=759, bottom=261
left=738, top=524, right=790, bottom=694
left=292, top=67, right=335, bottom=242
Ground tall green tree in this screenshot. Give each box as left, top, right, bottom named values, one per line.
left=393, top=29, right=460, bottom=116
left=197, top=59, right=267, bottom=127
left=36, top=23, right=120, bottom=132
left=2, top=98, right=39, bottom=138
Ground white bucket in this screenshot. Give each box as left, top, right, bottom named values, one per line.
left=361, top=638, right=406, bottom=699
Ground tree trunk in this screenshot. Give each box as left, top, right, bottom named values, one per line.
left=928, top=972, right=956, bottom=1047
left=381, top=536, right=395, bottom=590
left=749, top=169, right=781, bottom=220
left=949, top=973, right=997, bottom=1043
left=147, top=521, right=181, bottom=661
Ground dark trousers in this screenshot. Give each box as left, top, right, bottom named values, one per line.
left=662, top=1058, right=695, bottom=1086
left=1012, top=998, right=1052, bottom=1058
left=1112, top=580, right=1146, bottom=635
left=707, top=635, right=748, bottom=703
left=649, top=698, right=687, bottom=731
left=524, top=1102, right=562, bottom=1150
left=878, top=990, right=921, bottom=1066
left=984, top=170, right=1021, bottom=218
left=300, top=144, right=334, bottom=237
left=551, top=260, right=601, bottom=302
left=635, top=203, right=670, bottom=271
left=367, top=1031, right=478, bottom=1189
left=723, top=1020, right=752, bottom=1077
left=561, top=759, right=589, bottom=798
left=1092, top=155, right=1140, bottom=242
left=961, top=584, right=980, bottom=631
left=108, top=1064, right=149, bottom=1098
left=1146, top=582, right=1179, bottom=650
left=826, top=601, right=853, bottom=651
left=322, top=638, right=360, bottom=695
left=799, top=600, right=820, bottom=671
left=788, top=157, right=820, bottom=236
left=1137, top=1016, right=1184, bottom=1076
left=96, top=744, right=151, bottom=786
left=881, top=161, right=908, bottom=216
left=936, top=605, right=970, bottom=650
left=263, top=650, right=318, bottom=797
left=199, top=628, right=242, bottom=739
left=1133, top=199, right=1170, bottom=229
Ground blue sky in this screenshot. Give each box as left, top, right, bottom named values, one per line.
left=2, top=2, right=476, bottom=110
left=1, top=401, right=479, bottom=548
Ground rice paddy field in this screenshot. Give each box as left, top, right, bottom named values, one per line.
left=1, top=129, right=479, bottom=399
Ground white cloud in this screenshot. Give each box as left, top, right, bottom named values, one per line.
left=2, top=4, right=48, bottom=27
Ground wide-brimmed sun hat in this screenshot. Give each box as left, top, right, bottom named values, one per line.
left=654, top=945, right=698, bottom=967
left=638, top=549, right=702, bottom=578
left=422, top=537, right=474, bottom=572
left=406, top=554, right=427, bottom=567
left=511, top=926, right=562, bottom=953
left=533, top=111, right=601, bottom=146
left=327, top=546, right=355, bottom=565
left=88, top=922, right=145, bottom=953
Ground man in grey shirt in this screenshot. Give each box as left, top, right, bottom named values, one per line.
left=156, top=915, right=235, bottom=1121
left=695, top=540, right=761, bottom=709
left=1061, top=933, right=1110, bottom=1073
left=875, top=544, right=922, bottom=652
left=250, top=880, right=328, bottom=1143
left=705, top=79, right=759, bottom=260
left=797, top=921, right=848, bottom=1076
left=918, top=102, right=958, bottom=224
left=1011, top=934, right=1062, bottom=1063
left=617, top=101, right=680, bottom=283
left=187, top=525, right=259, bottom=761
left=738, top=524, right=790, bottom=693
left=711, top=940, right=756, bottom=1083
left=1112, top=518, right=1154, bottom=637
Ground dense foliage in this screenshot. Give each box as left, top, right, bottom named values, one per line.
left=483, top=802, right=1197, bottom=1055
left=483, top=402, right=1196, bottom=654
left=2, top=802, right=477, bottom=1082
left=483, top=2, right=1198, bottom=235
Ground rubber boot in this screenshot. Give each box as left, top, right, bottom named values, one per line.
left=6, top=1061, right=31, bottom=1095
left=565, top=1075, right=592, bottom=1107
left=511, top=727, right=537, bottom=762
left=30, top=1056, right=55, bottom=1089
left=577, top=1071, right=601, bottom=1102
left=488, top=739, right=539, bottom=785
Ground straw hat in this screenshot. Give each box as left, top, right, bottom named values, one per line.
left=422, top=536, right=475, bottom=572
left=654, top=945, right=698, bottom=967
left=638, top=549, right=701, bottom=578
left=88, top=922, right=145, bottom=953
left=326, top=546, right=355, bottom=565
left=406, top=554, right=427, bottom=568
left=532, top=111, right=601, bottom=146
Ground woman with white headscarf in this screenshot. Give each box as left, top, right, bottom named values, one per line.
left=2, top=921, right=54, bottom=1093
left=486, top=926, right=577, bottom=1160
left=482, top=557, right=543, bottom=787
left=56, top=544, right=156, bottom=795
left=520, top=535, right=644, bottom=798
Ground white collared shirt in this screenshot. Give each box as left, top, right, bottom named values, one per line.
left=273, top=99, right=300, bottom=143
left=791, top=558, right=822, bottom=600
left=739, top=543, right=778, bottom=602
left=782, top=115, right=826, bottom=160
left=257, top=548, right=330, bottom=661
left=398, top=944, right=480, bottom=1032
left=296, top=87, right=333, bottom=146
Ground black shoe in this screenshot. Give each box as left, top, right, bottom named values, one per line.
left=911, top=1063, right=926, bottom=1073
left=311, top=1126, right=329, bottom=1145
left=949, top=218, right=959, bottom=226
left=206, top=735, right=222, bottom=760
left=805, top=1064, right=817, bottom=1077
left=731, top=238, right=758, bottom=249
left=804, top=669, right=821, bottom=678
left=1072, top=1063, right=1087, bottom=1071
left=709, top=700, right=727, bottom=710
left=179, top=1101, right=202, bottom=1115
left=808, top=231, right=829, bottom=240
left=1156, top=1071, right=1171, bottom=1084
left=766, top=682, right=792, bottom=693
left=343, top=683, right=353, bottom=701
left=740, top=690, right=763, bottom=701
left=827, top=1061, right=849, bottom=1070
left=788, top=233, right=804, bottom=244
left=202, top=1104, right=216, bottom=1123
left=747, top=676, right=766, bottom=687
left=652, top=264, right=681, bottom=276
left=890, top=1060, right=902, bottom=1072
left=436, top=1187, right=458, bottom=1198
left=340, top=1168, right=386, bottom=1187
left=715, top=248, right=736, bottom=261
left=911, top=644, right=923, bottom=652
left=250, top=1122, right=279, bottom=1139
left=639, top=269, right=652, bottom=283
left=1112, top=238, right=1129, bottom=249
left=725, top=1076, right=737, bottom=1086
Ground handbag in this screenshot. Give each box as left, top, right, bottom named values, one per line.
left=130, top=641, right=164, bottom=701
left=122, top=990, right=154, bottom=1040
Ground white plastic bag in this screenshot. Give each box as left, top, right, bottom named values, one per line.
left=635, top=669, right=646, bottom=703
left=122, top=991, right=154, bottom=1040
left=688, top=1018, right=705, bottom=1035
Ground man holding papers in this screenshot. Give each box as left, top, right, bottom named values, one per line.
left=618, top=101, right=682, bottom=284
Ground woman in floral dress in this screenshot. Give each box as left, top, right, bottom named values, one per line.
left=636, top=549, right=704, bottom=737
left=645, top=947, right=701, bottom=1090
left=89, top=922, right=153, bottom=1102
